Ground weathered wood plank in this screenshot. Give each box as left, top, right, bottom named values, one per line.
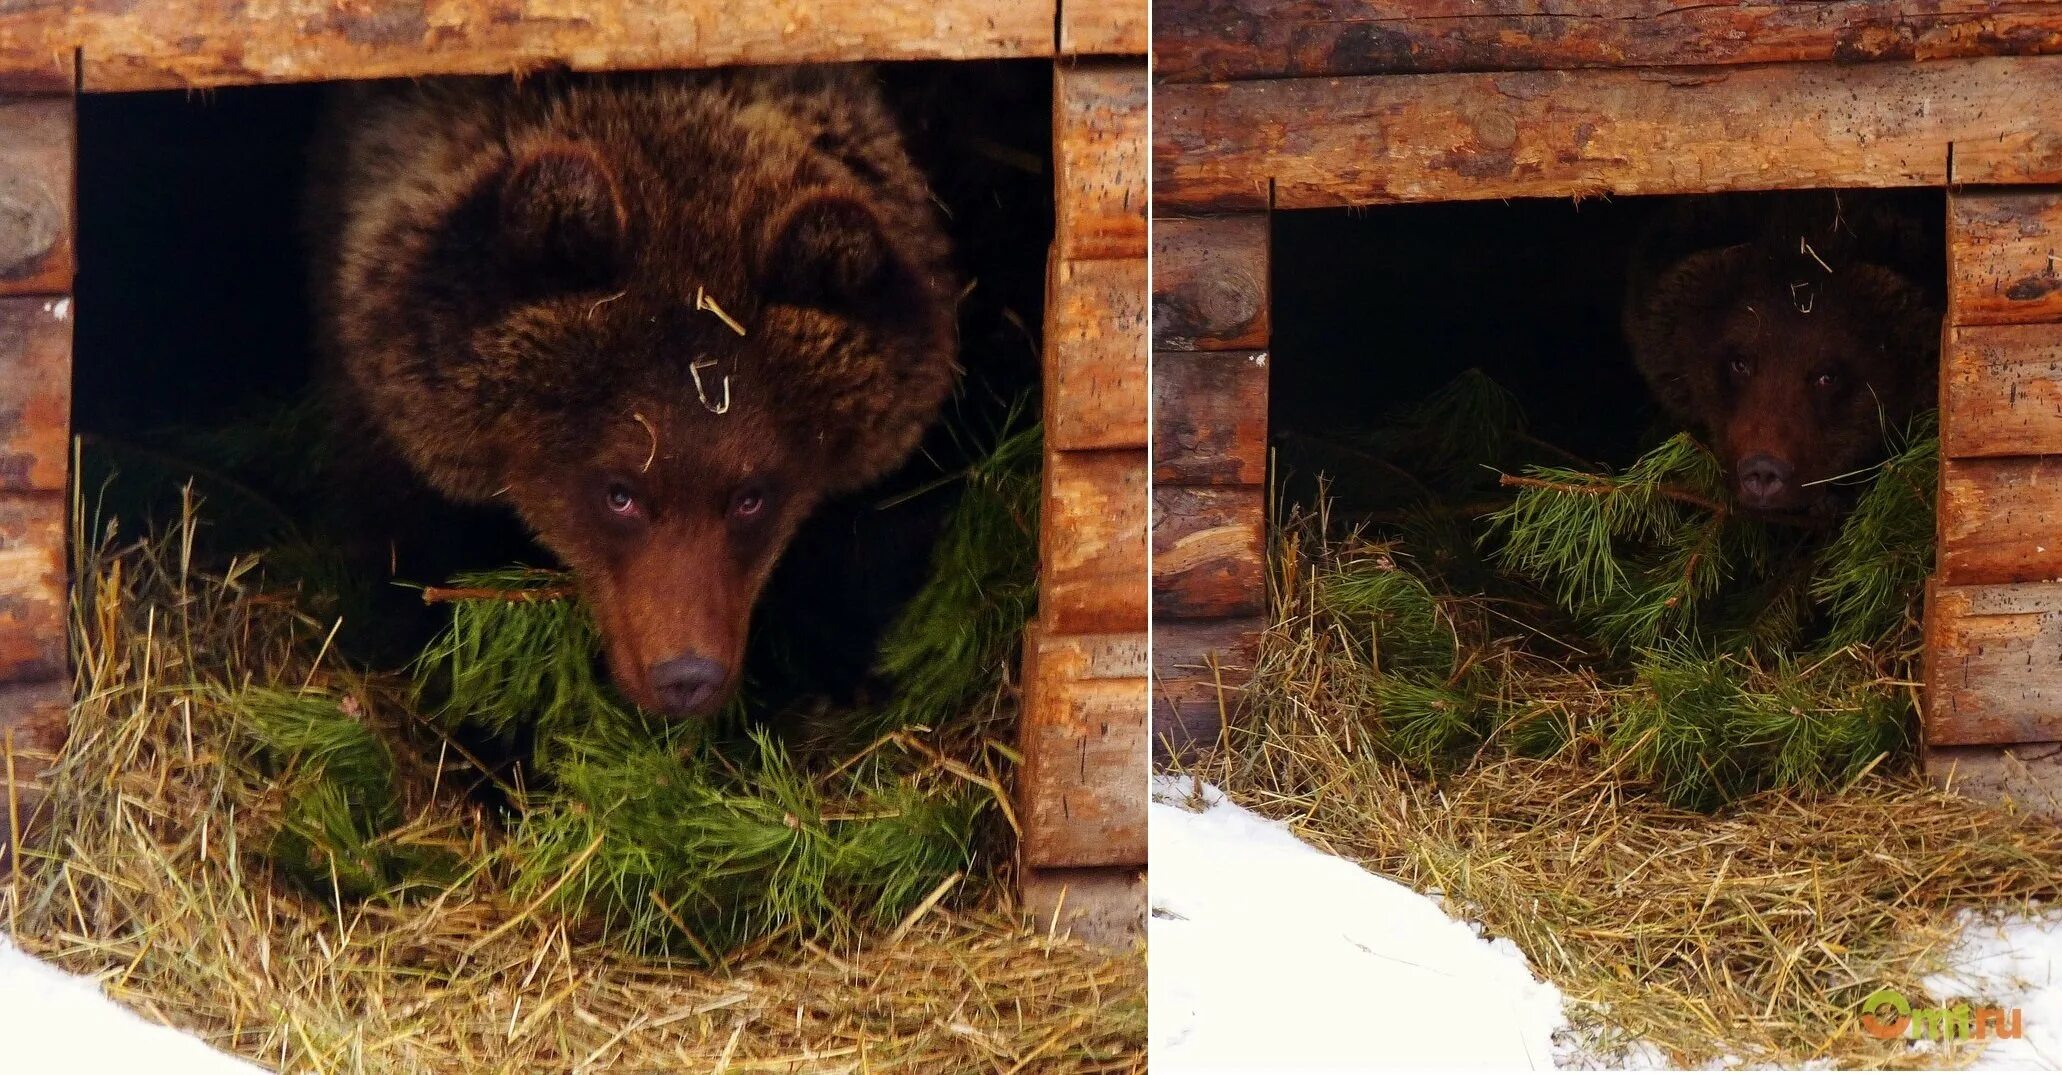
left=1155, top=55, right=2062, bottom=211
left=1938, top=457, right=2062, bottom=586
left=1154, top=0, right=2062, bottom=83
left=1153, top=350, right=1268, bottom=486
left=0, top=297, right=70, bottom=493
left=1021, top=866, right=1145, bottom=947
left=1949, top=189, right=2062, bottom=327
left=0, top=4, right=70, bottom=95
left=1925, top=742, right=2062, bottom=818
left=13, top=1, right=1056, bottom=91
left=1152, top=615, right=1264, bottom=763
left=0, top=95, right=72, bottom=298
left=0, top=677, right=66, bottom=867
left=1042, top=448, right=1149, bottom=634
left=1925, top=581, right=2062, bottom=746
left=1054, top=61, right=1147, bottom=261
left=1953, top=131, right=2062, bottom=187
left=1153, top=484, right=1266, bottom=620
left=1046, top=255, right=1147, bottom=452
left=1941, top=323, right=2062, bottom=459
left=1151, top=214, right=1270, bottom=352
left=1017, top=627, right=1148, bottom=868
left=0, top=492, right=65, bottom=685
left=1059, top=0, right=1147, bottom=58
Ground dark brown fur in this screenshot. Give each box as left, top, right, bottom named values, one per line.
left=309, top=67, right=957, bottom=716
left=1624, top=191, right=1941, bottom=512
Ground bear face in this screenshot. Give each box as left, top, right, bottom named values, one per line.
left=1625, top=194, right=1941, bottom=513
left=315, top=69, right=957, bottom=717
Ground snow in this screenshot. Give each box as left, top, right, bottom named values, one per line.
left=1149, top=776, right=1567, bottom=1070
left=0, top=934, right=268, bottom=1074
left=1921, top=910, right=2062, bottom=1069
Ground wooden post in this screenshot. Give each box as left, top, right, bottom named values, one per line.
left=1019, top=58, right=1148, bottom=946
left=0, top=91, right=73, bottom=864
left=1925, top=180, right=2062, bottom=816
left=1150, top=213, right=1269, bottom=763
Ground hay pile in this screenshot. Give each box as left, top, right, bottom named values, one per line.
left=2, top=497, right=1143, bottom=1072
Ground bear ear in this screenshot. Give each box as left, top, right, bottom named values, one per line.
left=487, top=141, right=627, bottom=297
left=761, top=193, right=901, bottom=311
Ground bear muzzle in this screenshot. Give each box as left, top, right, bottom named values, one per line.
left=1733, top=453, right=1797, bottom=511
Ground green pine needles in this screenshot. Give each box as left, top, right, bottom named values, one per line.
left=1299, top=371, right=1935, bottom=810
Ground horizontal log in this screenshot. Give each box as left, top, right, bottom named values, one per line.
left=1017, top=627, right=1148, bottom=868
left=1925, top=742, right=2062, bottom=818
left=1151, top=213, right=1270, bottom=351
left=1054, top=61, right=1147, bottom=261
left=1153, top=484, right=1266, bottom=620
left=0, top=492, right=65, bottom=685
left=1154, top=0, right=2062, bottom=83
left=1950, top=189, right=2062, bottom=327
left=1060, top=0, right=1147, bottom=57
left=1020, top=866, right=1145, bottom=948
left=1152, top=615, right=1265, bottom=763
left=1153, top=350, right=1269, bottom=486
left=1041, top=448, right=1148, bottom=634
left=0, top=95, right=72, bottom=297
left=1925, top=581, right=2062, bottom=746
left=1941, top=322, right=2062, bottom=459
left=0, top=297, right=69, bottom=492
left=1953, top=131, right=2062, bottom=187
left=1938, top=457, right=2062, bottom=586
left=1045, top=255, right=1147, bottom=452
left=0, top=1, right=1057, bottom=91
left=1155, top=55, right=2062, bottom=211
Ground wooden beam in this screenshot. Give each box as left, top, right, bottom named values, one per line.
left=1153, top=485, right=1266, bottom=620
left=1954, top=132, right=2062, bottom=187
left=1155, top=55, right=2062, bottom=211
left=0, top=492, right=66, bottom=685
left=1151, top=214, right=1270, bottom=352
left=1948, top=189, right=2062, bottom=327
left=1059, top=0, right=1147, bottom=58
left=0, top=297, right=69, bottom=493
left=1926, top=582, right=2062, bottom=746
left=1153, top=350, right=1268, bottom=487
left=1938, top=457, right=2062, bottom=586
left=1054, top=61, right=1146, bottom=262
left=1926, top=742, right=2062, bottom=819
left=1941, top=323, right=2062, bottom=459
left=0, top=95, right=72, bottom=298
left=1017, top=627, right=1148, bottom=868
left=1152, top=615, right=1264, bottom=763
left=1154, top=0, right=2062, bottom=83
left=1045, top=255, right=1147, bottom=452
left=1020, top=866, right=1145, bottom=948
left=1041, top=448, right=1149, bottom=635
left=0, top=678, right=67, bottom=867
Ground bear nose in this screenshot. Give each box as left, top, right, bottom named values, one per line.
left=649, top=655, right=728, bottom=716
left=1735, top=454, right=1794, bottom=508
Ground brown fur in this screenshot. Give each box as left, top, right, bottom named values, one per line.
left=1624, top=191, right=1941, bottom=513
left=309, top=67, right=957, bottom=715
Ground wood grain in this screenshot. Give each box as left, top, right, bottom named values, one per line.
left=0, top=95, right=72, bottom=298
left=0, top=677, right=67, bottom=867
left=1021, top=866, right=1145, bottom=947
left=0, top=492, right=65, bottom=685
left=1938, top=457, right=2062, bottom=586
left=64, top=3, right=1055, bottom=90
left=1152, top=213, right=1270, bottom=351
left=1926, top=581, right=2062, bottom=746
left=0, top=297, right=70, bottom=493
left=1054, top=61, right=1147, bottom=261
left=1941, top=322, right=2062, bottom=459
left=1046, top=255, right=1147, bottom=452
left=1060, top=0, right=1147, bottom=57
left=1155, top=55, right=2062, bottom=211
left=1949, top=189, right=2062, bottom=327
left=1041, top=448, right=1149, bottom=635
left=1152, top=615, right=1264, bottom=763
left=1152, top=484, right=1266, bottom=620
left=1154, top=0, right=2062, bottom=83
left=1953, top=130, right=2062, bottom=187
left=1153, top=350, right=1268, bottom=486
left=1017, top=627, right=1148, bottom=868
left=1925, top=741, right=2062, bottom=818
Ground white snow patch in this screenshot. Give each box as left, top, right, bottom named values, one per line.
left=1149, top=776, right=1566, bottom=1070
left=0, top=933, right=269, bottom=1074
left=1918, top=909, right=2062, bottom=1069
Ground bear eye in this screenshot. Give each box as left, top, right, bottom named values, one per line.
left=1813, top=371, right=1841, bottom=391
left=1729, top=358, right=1753, bottom=376
left=730, top=485, right=766, bottom=520
left=604, top=482, right=639, bottom=516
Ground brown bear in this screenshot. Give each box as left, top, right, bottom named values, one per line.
left=308, top=66, right=958, bottom=718
left=1623, top=190, right=1941, bottom=513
